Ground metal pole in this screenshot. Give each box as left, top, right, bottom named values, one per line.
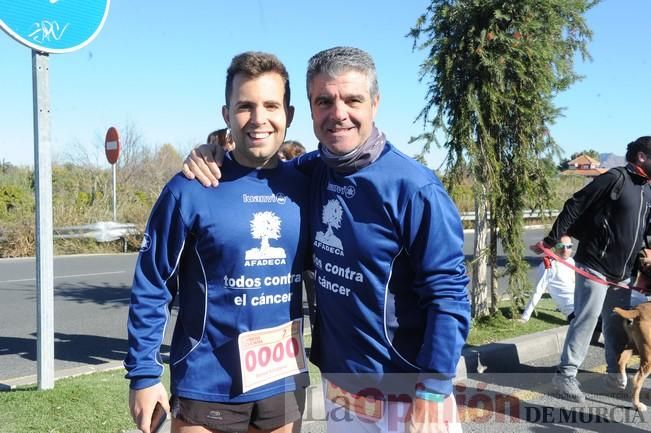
left=112, top=163, right=117, bottom=221
left=32, top=50, right=54, bottom=390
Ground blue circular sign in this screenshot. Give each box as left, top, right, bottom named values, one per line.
left=0, top=0, right=110, bottom=54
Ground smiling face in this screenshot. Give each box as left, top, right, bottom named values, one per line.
left=308, top=70, right=379, bottom=155
left=222, top=72, right=294, bottom=169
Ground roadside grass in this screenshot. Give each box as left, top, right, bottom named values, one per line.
left=0, top=367, right=162, bottom=433
left=0, top=340, right=321, bottom=433
left=467, top=296, right=567, bottom=345
left=0, top=302, right=564, bottom=432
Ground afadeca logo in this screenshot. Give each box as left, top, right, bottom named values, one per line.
left=242, top=193, right=287, bottom=204
left=314, top=199, right=344, bottom=256
left=326, top=183, right=355, bottom=199
left=245, top=211, right=287, bottom=266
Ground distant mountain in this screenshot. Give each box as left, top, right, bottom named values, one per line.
left=599, top=153, right=625, bottom=169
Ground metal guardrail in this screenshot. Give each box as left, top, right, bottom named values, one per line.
left=53, top=221, right=140, bottom=242
left=53, top=221, right=140, bottom=252
left=4, top=211, right=558, bottom=249
left=459, top=209, right=560, bottom=221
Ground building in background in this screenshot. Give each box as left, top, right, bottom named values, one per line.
left=561, top=154, right=607, bottom=178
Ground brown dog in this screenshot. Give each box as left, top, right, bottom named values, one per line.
left=613, top=302, right=651, bottom=412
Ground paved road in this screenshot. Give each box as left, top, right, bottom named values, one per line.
left=0, top=229, right=547, bottom=385
left=451, top=345, right=649, bottom=433
left=298, top=343, right=650, bottom=433
left=0, top=254, right=146, bottom=383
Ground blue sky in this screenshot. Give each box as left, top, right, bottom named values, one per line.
left=1, top=0, right=649, bottom=168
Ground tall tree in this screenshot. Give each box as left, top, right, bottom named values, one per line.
left=409, top=0, right=597, bottom=317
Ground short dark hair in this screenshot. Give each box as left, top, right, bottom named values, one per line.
left=625, top=136, right=651, bottom=162
left=225, top=52, right=291, bottom=108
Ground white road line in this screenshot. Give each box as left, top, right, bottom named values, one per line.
left=0, top=271, right=126, bottom=284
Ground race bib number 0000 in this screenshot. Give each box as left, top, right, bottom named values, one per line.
left=238, top=319, right=306, bottom=393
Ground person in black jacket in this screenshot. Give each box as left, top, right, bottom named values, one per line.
left=532, top=136, right=651, bottom=403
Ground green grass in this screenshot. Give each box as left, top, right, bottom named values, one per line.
left=0, top=368, right=169, bottom=433
left=0, top=304, right=564, bottom=432
left=0, top=340, right=320, bottom=433
left=467, top=296, right=568, bottom=346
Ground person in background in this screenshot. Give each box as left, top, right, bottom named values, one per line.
left=206, top=128, right=235, bottom=152
left=531, top=136, right=651, bottom=403
left=519, top=235, right=575, bottom=323
left=278, top=140, right=306, bottom=161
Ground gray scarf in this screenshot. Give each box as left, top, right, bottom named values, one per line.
left=318, top=126, right=386, bottom=174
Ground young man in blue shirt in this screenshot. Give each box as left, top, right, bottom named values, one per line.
left=126, top=52, right=310, bottom=433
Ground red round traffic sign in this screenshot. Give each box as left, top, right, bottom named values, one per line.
left=104, top=127, right=121, bottom=164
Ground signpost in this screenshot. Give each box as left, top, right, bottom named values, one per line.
left=104, top=127, right=121, bottom=221
left=0, top=0, right=110, bottom=390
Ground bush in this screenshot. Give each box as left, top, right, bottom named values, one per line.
left=0, top=222, right=35, bottom=257
left=0, top=152, right=586, bottom=258
left=0, top=137, right=182, bottom=257
left=0, top=185, right=33, bottom=221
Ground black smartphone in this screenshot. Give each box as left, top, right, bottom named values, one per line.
left=150, top=401, right=168, bottom=433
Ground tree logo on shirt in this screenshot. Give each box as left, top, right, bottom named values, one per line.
left=245, top=211, right=287, bottom=265
left=315, top=199, right=344, bottom=252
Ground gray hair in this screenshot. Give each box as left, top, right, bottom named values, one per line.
left=306, top=46, right=379, bottom=100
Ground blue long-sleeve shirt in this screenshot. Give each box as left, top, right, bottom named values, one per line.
left=124, top=156, right=310, bottom=403
left=302, top=142, right=471, bottom=397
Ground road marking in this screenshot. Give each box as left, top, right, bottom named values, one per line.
left=0, top=271, right=126, bottom=284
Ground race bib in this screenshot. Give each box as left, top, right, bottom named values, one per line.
left=238, top=319, right=307, bottom=393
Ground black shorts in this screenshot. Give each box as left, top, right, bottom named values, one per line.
left=171, top=389, right=305, bottom=433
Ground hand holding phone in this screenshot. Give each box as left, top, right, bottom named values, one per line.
left=150, top=401, right=168, bottom=433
